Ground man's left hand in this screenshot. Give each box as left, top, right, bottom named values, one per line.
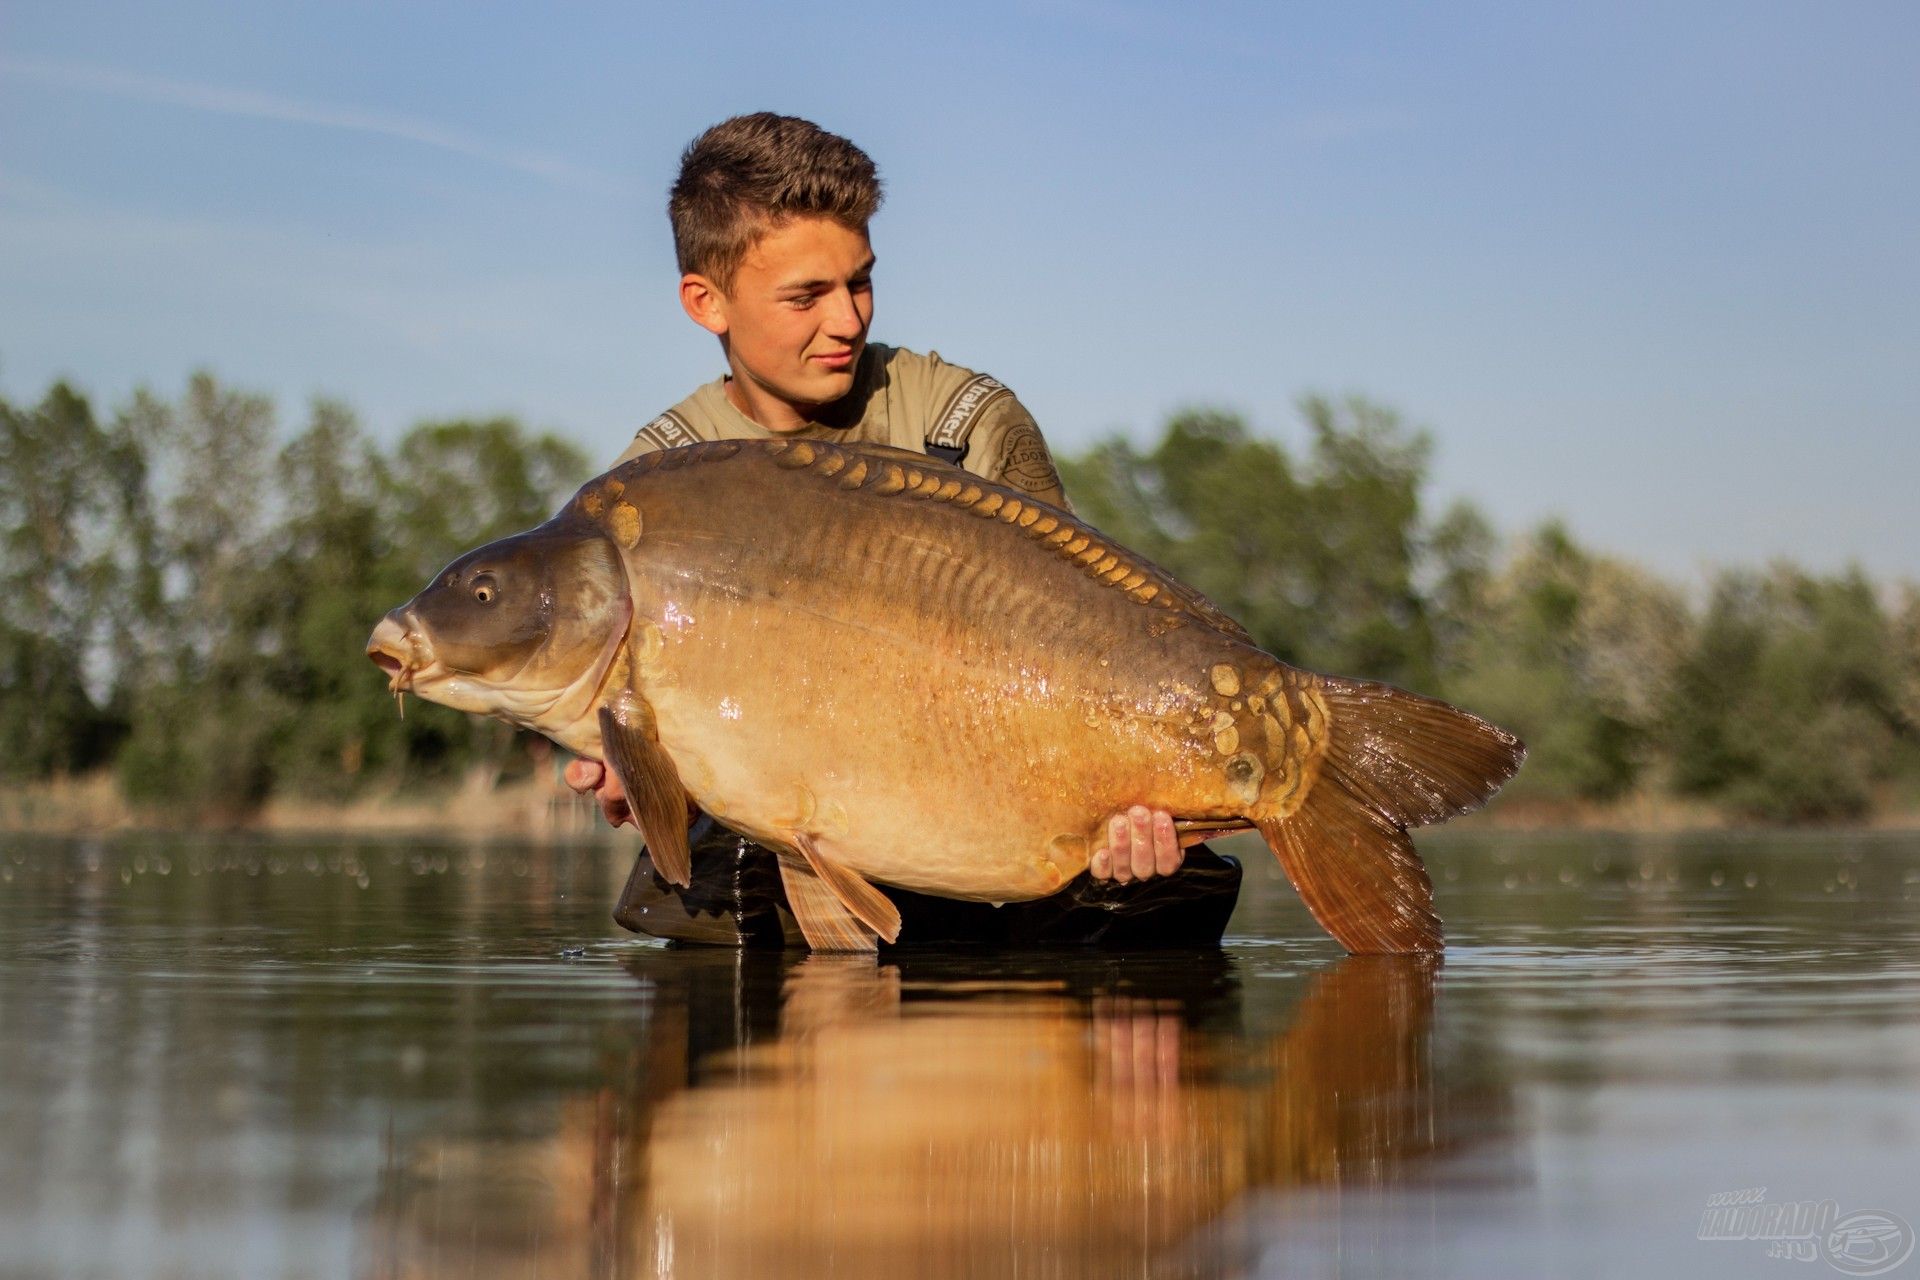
left=1090, top=805, right=1182, bottom=883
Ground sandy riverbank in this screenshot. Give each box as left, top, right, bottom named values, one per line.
left=0, top=771, right=617, bottom=840
left=4, top=772, right=1918, bottom=838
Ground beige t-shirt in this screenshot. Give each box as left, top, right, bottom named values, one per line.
left=614, top=344, right=1068, bottom=507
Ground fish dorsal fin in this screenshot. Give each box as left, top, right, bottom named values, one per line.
left=597, top=702, right=691, bottom=887
left=790, top=832, right=901, bottom=946
left=776, top=852, right=878, bottom=952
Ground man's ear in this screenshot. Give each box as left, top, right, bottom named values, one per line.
left=680, top=273, right=729, bottom=337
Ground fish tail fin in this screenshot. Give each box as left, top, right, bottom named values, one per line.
left=1256, top=675, right=1525, bottom=954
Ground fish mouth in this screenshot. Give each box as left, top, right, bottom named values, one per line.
left=368, top=647, right=410, bottom=688
left=367, top=615, right=417, bottom=688
left=367, top=612, right=432, bottom=714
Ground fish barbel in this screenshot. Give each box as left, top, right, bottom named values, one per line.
left=368, top=439, right=1523, bottom=952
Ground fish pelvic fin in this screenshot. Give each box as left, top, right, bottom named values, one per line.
left=791, top=832, right=901, bottom=946
left=597, top=703, right=691, bottom=887
left=1258, top=676, right=1525, bottom=955
left=777, top=850, right=879, bottom=952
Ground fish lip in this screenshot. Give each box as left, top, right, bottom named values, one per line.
left=368, top=649, right=407, bottom=681
left=367, top=613, right=427, bottom=692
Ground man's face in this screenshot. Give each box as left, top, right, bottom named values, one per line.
left=694, top=216, right=875, bottom=426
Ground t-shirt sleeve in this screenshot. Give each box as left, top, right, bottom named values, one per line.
left=612, top=409, right=703, bottom=468
left=963, top=393, right=1070, bottom=509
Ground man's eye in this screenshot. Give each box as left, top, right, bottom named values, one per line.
left=787, top=295, right=816, bottom=309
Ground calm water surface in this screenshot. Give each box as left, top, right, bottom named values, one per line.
left=2, top=829, right=1918, bottom=1278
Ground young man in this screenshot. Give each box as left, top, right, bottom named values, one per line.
left=567, top=113, right=1241, bottom=946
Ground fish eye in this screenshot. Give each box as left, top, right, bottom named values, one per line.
left=472, top=574, right=498, bottom=605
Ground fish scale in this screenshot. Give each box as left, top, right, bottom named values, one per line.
left=370, top=438, right=1525, bottom=954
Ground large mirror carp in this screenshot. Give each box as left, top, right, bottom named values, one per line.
left=368, top=439, right=1523, bottom=953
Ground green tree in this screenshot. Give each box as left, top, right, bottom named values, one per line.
left=114, top=372, right=281, bottom=812
left=250, top=398, right=415, bottom=795
left=1444, top=522, right=1686, bottom=803
left=384, top=417, right=591, bottom=583
left=1667, top=566, right=1903, bottom=821
left=1061, top=396, right=1436, bottom=687
left=1425, top=498, right=1498, bottom=676
left=368, top=416, right=593, bottom=794
left=0, top=381, right=149, bottom=777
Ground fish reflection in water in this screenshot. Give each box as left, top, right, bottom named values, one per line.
left=365, top=951, right=1500, bottom=1279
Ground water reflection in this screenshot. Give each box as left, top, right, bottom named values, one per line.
left=8, top=831, right=1919, bottom=1278
left=367, top=949, right=1496, bottom=1278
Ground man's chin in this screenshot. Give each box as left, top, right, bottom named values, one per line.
left=787, top=367, right=858, bottom=407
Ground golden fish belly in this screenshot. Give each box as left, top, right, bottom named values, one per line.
left=635, top=580, right=1263, bottom=903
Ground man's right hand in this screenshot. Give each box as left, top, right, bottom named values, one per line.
left=564, top=757, right=633, bottom=829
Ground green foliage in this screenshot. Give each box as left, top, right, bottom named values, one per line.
left=1061, top=396, right=1435, bottom=687
left=1667, top=567, right=1903, bottom=822
left=3, top=367, right=1914, bottom=826
left=255, top=409, right=591, bottom=799
left=0, top=381, right=146, bottom=776
left=113, top=373, right=282, bottom=810
left=1442, top=522, right=1690, bottom=803
left=385, top=417, right=592, bottom=582
left=1065, top=400, right=1917, bottom=821
left=0, top=370, right=590, bottom=818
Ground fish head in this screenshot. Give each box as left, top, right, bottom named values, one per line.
left=367, top=522, right=631, bottom=735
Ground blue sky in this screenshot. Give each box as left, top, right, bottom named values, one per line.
left=2, top=2, right=1915, bottom=579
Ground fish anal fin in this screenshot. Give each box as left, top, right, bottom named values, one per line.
left=597, top=703, right=691, bottom=887
left=793, top=831, right=901, bottom=945
left=776, top=852, right=879, bottom=953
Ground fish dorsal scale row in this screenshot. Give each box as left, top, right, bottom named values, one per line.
left=595, top=439, right=1254, bottom=644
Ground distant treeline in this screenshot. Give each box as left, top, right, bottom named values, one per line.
left=1, top=372, right=591, bottom=818
left=1062, top=401, right=1920, bottom=823
left=4, top=373, right=1917, bottom=823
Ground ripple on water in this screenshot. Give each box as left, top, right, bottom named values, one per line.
left=1, top=829, right=1918, bottom=1279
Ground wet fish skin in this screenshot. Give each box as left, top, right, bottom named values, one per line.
left=371, top=439, right=1524, bottom=954
left=367, top=526, right=629, bottom=739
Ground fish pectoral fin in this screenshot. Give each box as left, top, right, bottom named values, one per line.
left=597, top=703, right=691, bottom=887
left=776, top=851, right=879, bottom=953
left=791, top=832, right=901, bottom=946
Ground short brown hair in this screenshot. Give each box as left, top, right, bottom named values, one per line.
left=669, top=113, right=883, bottom=287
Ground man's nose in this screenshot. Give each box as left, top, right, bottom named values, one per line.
left=822, top=286, right=866, bottom=337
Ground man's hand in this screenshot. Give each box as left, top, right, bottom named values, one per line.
left=1089, top=805, right=1182, bottom=883
left=563, top=757, right=633, bottom=829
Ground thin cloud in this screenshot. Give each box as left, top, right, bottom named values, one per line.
left=0, top=55, right=616, bottom=191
